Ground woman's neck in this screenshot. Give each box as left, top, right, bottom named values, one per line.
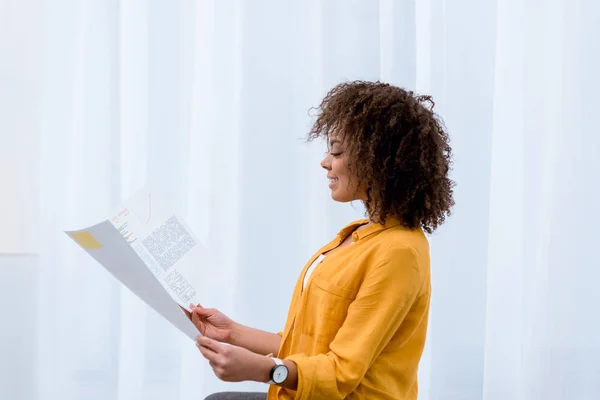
left=366, top=213, right=401, bottom=225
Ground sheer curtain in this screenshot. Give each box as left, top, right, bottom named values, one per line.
left=1, top=0, right=599, bottom=399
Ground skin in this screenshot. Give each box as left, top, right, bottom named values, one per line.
left=321, top=135, right=366, bottom=203
left=188, top=134, right=373, bottom=389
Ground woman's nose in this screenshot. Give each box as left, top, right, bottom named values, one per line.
left=321, top=155, right=331, bottom=170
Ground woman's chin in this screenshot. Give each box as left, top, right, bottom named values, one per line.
left=330, top=191, right=353, bottom=203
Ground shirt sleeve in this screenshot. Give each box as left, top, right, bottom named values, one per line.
left=284, top=247, right=422, bottom=400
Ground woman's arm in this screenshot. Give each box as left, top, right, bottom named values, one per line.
left=230, top=323, right=282, bottom=356
left=187, top=305, right=281, bottom=355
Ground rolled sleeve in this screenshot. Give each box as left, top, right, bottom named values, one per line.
left=285, top=248, right=421, bottom=400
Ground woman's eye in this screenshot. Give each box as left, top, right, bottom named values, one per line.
left=330, top=152, right=342, bottom=157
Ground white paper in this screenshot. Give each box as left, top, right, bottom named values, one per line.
left=65, top=189, right=211, bottom=340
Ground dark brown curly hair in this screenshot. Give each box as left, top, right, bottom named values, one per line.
left=308, top=81, right=454, bottom=234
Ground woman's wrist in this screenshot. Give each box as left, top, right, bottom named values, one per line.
left=227, top=323, right=282, bottom=356
left=254, top=355, right=276, bottom=383
left=253, top=356, right=299, bottom=389
left=228, top=321, right=245, bottom=346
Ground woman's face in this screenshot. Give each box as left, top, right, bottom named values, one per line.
left=320, top=135, right=367, bottom=203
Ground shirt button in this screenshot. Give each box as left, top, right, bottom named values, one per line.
left=352, top=232, right=359, bottom=241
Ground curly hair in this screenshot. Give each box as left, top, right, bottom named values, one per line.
left=308, top=81, right=454, bottom=234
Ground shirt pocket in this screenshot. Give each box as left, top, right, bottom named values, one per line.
left=312, top=275, right=357, bottom=299
left=300, top=275, right=358, bottom=340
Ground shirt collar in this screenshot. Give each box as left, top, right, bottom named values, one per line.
left=338, top=217, right=403, bottom=243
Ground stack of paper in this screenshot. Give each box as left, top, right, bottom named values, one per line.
left=65, top=189, right=209, bottom=340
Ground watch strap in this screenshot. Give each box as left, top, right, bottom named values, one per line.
left=272, top=357, right=284, bottom=366
left=267, top=357, right=285, bottom=385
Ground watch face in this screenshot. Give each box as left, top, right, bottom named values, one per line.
left=273, top=365, right=289, bottom=383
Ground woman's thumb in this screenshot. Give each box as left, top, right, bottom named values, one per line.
left=192, top=306, right=210, bottom=316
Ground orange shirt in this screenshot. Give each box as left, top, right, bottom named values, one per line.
left=267, top=218, right=431, bottom=400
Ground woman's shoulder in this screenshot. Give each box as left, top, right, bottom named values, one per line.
left=367, top=226, right=430, bottom=271
left=378, top=224, right=429, bottom=252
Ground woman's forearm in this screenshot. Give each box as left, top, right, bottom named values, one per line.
left=229, top=323, right=282, bottom=355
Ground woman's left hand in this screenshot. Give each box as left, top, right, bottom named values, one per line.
left=196, top=335, right=273, bottom=383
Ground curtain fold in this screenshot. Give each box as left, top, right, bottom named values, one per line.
left=1, top=0, right=598, bottom=399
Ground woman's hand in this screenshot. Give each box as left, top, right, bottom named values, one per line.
left=186, top=304, right=237, bottom=344
left=196, top=336, right=273, bottom=383
left=182, top=304, right=282, bottom=355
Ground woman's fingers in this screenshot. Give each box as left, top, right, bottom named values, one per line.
left=191, top=307, right=213, bottom=317
left=198, top=336, right=222, bottom=352
left=191, top=311, right=204, bottom=326
left=198, top=343, right=217, bottom=361
left=180, top=306, right=192, bottom=319
left=181, top=303, right=207, bottom=321
left=196, top=336, right=223, bottom=363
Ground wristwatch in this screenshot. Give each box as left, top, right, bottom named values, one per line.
left=267, top=357, right=289, bottom=385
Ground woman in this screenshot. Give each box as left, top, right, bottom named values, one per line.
left=190, top=81, right=454, bottom=400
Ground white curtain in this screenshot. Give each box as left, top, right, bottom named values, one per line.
left=1, top=0, right=599, bottom=399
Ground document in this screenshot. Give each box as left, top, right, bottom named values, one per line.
left=65, top=189, right=209, bottom=340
